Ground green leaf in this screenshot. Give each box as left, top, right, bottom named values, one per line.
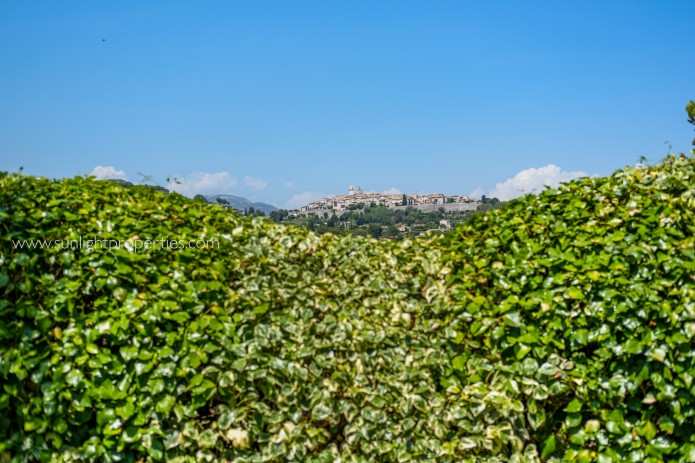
left=584, top=419, right=600, bottom=433
left=65, top=368, right=82, bottom=387
left=538, top=362, right=559, bottom=376
left=565, top=398, right=583, bottom=413
left=164, top=430, right=181, bottom=450
left=567, top=287, right=584, bottom=300
left=218, top=410, right=234, bottom=430
left=541, top=434, right=557, bottom=459
left=527, top=406, right=546, bottom=430
left=198, top=429, right=218, bottom=449
left=155, top=395, right=176, bottom=415
left=515, top=343, right=532, bottom=360
left=452, top=355, right=467, bottom=371
left=565, top=413, right=582, bottom=428
left=147, top=439, right=164, bottom=461
left=312, top=403, right=331, bottom=421
left=640, top=421, right=657, bottom=441
left=85, top=344, right=99, bottom=354
left=254, top=303, right=270, bottom=314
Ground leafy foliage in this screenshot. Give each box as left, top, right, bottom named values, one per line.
left=2, top=154, right=695, bottom=461
left=0, top=175, right=452, bottom=461
left=442, top=154, right=695, bottom=462
left=687, top=100, right=695, bottom=148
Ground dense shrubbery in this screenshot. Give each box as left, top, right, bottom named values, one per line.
left=0, top=175, right=451, bottom=462
left=441, top=154, right=695, bottom=462
left=2, top=154, right=695, bottom=461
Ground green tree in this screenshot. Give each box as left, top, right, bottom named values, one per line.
left=269, top=209, right=289, bottom=222
left=384, top=225, right=399, bottom=239
left=368, top=223, right=382, bottom=238
left=687, top=100, right=695, bottom=148
left=248, top=206, right=255, bottom=215
left=107, top=179, right=134, bottom=188
left=350, top=228, right=368, bottom=237
left=402, top=194, right=407, bottom=206
left=193, top=194, right=207, bottom=203
left=151, top=185, right=170, bottom=194
left=216, top=197, right=229, bottom=206
left=307, top=214, right=320, bottom=231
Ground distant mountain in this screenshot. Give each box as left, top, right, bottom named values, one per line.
left=205, top=194, right=278, bottom=214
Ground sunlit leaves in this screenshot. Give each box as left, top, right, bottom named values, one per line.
left=0, top=172, right=456, bottom=461
left=3, top=155, right=695, bottom=461
left=442, top=154, right=695, bottom=461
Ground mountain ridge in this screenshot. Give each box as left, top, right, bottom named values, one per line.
left=205, top=194, right=278, bottom=214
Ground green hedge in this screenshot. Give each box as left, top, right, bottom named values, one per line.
left=441, top=154, right=695, bottom=462
left=0, top=175, right=456, bottom=462
left=2, top=155, right=695, bottom=462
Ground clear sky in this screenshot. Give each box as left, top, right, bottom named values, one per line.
left=1, top=1, right=694, bottom=208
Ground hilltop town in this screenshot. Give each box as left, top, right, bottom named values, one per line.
left=267, top=185, right=502, bottom=240
left=300, top=185, right=482, bottom=215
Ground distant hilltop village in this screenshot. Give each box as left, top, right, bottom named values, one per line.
left=300, top=185, right=482, bottom=215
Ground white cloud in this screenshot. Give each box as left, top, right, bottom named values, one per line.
left=284, top=191, right=325, bottom=210
left=481, top=164, right=587, bottom=201
left=167, top=171, right=237, bottom=196
left=469, top=187, right=486, bottom=199
left=494, top=164, right=588, bottom=200
left=284, top=181, right=297, bottom=189
left=382, top=187, right=401, bottom=195
left=90, top=166, right=128, bottom=181
left=243, top=176, right=268, bottom=191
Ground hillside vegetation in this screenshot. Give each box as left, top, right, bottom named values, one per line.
left=1, top=154, right=695, bottom=462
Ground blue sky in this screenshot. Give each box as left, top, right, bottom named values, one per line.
left=1, top=1, right=694, bottom=208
